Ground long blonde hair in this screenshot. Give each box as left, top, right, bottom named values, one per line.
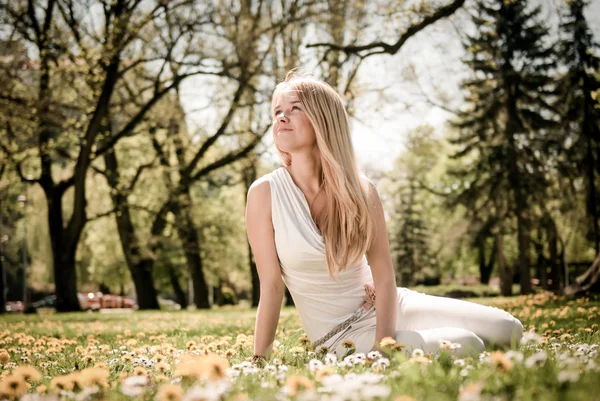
left=273, top=73, right=374, bottom=276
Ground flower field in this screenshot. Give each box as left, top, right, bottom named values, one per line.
left=0, top=292, right=599, bottom=401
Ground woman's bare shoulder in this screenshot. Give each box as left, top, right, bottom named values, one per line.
left=246, top=176, right=272, bottom=220
left=247, top=175, right=272, bottom=200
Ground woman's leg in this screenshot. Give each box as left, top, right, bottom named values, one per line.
left=395, top=328, right=485, bottom=358
left=396, top=288, right=524, bottom=347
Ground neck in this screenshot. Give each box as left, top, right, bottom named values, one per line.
left=286, top=152, right=323, bottom=193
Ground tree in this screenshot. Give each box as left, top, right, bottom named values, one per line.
left=388, top=126, right=440, bottom=286
left=557, top=0, right=600, bottom=254
left=449, top=0, right=560, bottom=295
left=0, top=0, right=238, bottom=311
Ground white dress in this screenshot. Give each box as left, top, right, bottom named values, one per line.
left=266, top=167, right=524, bottom=356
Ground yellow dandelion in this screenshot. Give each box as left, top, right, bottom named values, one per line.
left=315, top=367, right=334, bottom=382
left=82, top=355, right=95, bottom=364
left=13, top=365, right=41, bottom=382
left=94, top=362, right=107, bottom=369
left=298, top=334, right=310, bottom=345
left=490, top=351, right=513, bottom=372
left=121, top=354, right=134, bottom=362
left=0, top=375, right=29, bottom=399
left=0, top=351, right=10, bottom=364
left=154, top=374, right=169, bottom=383
left=379, top=337, right=397, bottom=348
left=290, top=346, right=305, bottom=355
left=81, top=367, right=110, bottom=388
left=224, top=349, right=237, bottom=359
left=341, top=339, right=355, bottom=349
left=185, top=340, right=196, bottom=350
left=133, top=366, right=148, bottom=376
left=156, top=383, right=183, bottom=401
left=136, top=333, right=146, bottom=339
left=285, top=375, right=314, bottom=397
left=155, top=362, right=171, bottom=373
left=155, top=354, right=167, bottom=363
left=68, top=372, right=86, bottom=390
left=126, top=339, right=138, bottom=347
left=174, top=355, right=229, bottom=381
left=50, top=375, right=74, bottom=392
left=392, top=343, right=406, bottom=351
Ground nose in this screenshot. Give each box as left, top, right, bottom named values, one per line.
left=276, top=110, right=289, bottom=123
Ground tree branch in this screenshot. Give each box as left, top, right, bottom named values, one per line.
left=306, top=0, right=466, bottom=57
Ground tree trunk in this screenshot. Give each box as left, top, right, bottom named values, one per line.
left=0, top=236, right=6, bottom=314
left=584, top=134, right=600, bottom=253
left=172, top=189, right=210, bottom=309
left=46, top=190, right=81, bottom=312
left=497, top=232, right=512, bottom=296
left=535, top=226, right=548, bottom=290
left=129, top=259, right=160, bottom=309
left=478, top=237, right=494, bottom=285
left=515, top=197, right=532, bottom=294
left=53, top=249, right=81, bottom=312
left=564, top=252, right=600, bottom=295
left=168, top=265, right=188, bottom=309
left=242, top=160, right=260, bottom=307
left=546, top=213, right=561, bottom=292
left=104, top=149, right=160, bottom=310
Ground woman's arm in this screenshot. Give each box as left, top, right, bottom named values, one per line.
left=246, top=178, right=285, bottom=357
left=365, top=180, right=398, bottom=345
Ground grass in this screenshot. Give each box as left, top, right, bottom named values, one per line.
left=0, top=291, right=599, bottom=401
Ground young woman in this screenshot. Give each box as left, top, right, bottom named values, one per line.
left=245, top=73, right=524, bottom=360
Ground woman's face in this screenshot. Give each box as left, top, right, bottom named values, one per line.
left=272, top=88, right=316, bottom=154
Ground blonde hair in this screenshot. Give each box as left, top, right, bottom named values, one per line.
left=272, top=72, right=374, bottom=276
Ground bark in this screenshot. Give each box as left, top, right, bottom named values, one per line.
left=242, top=160, right=260, bottom=307
left=535, top=226, right=548, bottom=290
left=497, top=232, right=513, bottom=296
left=564, top=252, right=600, bottom=295
left=584, top=134, right=599, bottom=253
left=504, top=70, right=532, bottom=294
left=45, top=187, right=81, bottom=312
left=168, top=265, right=188, bottom=309
left=0, top=234, right=6, bottom=314
left=104, top=149, right=160, bottom=310
left=478, top=236, right=495, bottom=285
left=546, top=213, right=562, bottom=292
left=172, top=188, right=210, bottom=309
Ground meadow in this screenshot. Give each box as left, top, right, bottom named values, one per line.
left=0, top=291, right=599, bottom=401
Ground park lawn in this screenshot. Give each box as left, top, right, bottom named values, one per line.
left=0, top=291, right=599, bottom=401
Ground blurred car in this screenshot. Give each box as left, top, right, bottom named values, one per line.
left=5, top=301, right=24, bottom=313
left=100, top=294, right=136, bottom=309
left=158, top=297, right=181, bottom=310
left=31, top=295, right=57, bottom=309
left=77, top=292, right=101, bottom=311
left=26, top=292, right=137, bottom=312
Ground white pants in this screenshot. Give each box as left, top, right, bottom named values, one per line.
left=394, top=288, right=524, bottom=357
